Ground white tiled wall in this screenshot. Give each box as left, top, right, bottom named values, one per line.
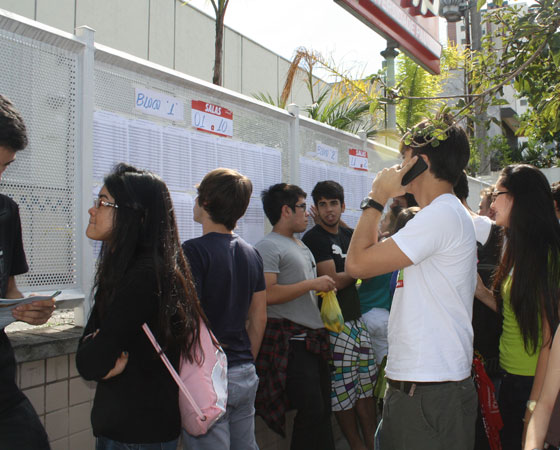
left=18, top=353, right=96, bottom=450
left=17, top=354, right=343, bottom=450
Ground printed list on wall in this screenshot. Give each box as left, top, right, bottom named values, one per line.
left=92, top=111, right=282, bottom=245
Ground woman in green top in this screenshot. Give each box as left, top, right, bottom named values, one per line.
left=475, top=164, right=560, bottom=450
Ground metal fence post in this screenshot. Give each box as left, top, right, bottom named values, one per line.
left=287, top=103, right=300, bottom=185
left=74, top=26, right=96, bottom=326
left=358, top=130, right=368, bottom=151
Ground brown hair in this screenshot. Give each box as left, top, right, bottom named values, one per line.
left=197, top=168, right=252, bottom=230
left=384, top=205, right=403, bottom=235
left=394, top=207, right=421, bottom=234
left=0, top=95, right=27, bottom=151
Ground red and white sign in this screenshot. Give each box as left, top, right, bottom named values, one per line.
left=191, top=100, right=233, bottom=138
left=335, top=0, right=442, bottom=74
left=349, top=149, right=369, bottom=171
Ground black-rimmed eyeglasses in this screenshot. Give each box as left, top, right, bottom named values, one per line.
left=491, top=191, right=508, bottom=202
left=293, top=203, right=307, bottom=210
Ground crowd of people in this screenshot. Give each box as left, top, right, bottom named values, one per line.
left=1, top=93, right=560, bottom=450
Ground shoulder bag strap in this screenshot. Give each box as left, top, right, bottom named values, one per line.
left=141, top=323, right=206, bottom=421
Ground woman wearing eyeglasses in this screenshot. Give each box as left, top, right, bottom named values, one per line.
left=76, top=163, right=205, bottom=450
left=475, top=164, right=560, bottom=449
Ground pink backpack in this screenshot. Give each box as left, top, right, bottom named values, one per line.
left=142, top=322, right=228, bottom=436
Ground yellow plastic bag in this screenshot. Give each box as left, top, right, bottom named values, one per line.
left=318, top=290, right=344, bottom=333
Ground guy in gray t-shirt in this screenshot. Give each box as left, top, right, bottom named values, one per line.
left=257, top=231, right=324, bottom=329
left=254, top=183, right=336, bottom=450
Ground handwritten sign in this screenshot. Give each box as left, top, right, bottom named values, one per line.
left=191, top=100, right=233, bottom=138
left=316, top=143, right=338, bottom=163
left=349, top=149, right=368, bottom=171
left=134, top=88, right=184, bottom=121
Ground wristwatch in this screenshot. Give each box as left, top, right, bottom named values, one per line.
left=360, top=196, right=384, bottom=213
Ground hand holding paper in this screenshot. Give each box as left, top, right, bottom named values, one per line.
left=0, top=292, right=58, bottom=328
left=12, top=297, right=56, bottom=325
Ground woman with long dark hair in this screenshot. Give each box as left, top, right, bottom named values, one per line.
left=475, top=164, right=560, bottom=449
left=76, top=163, right=205, bottom=449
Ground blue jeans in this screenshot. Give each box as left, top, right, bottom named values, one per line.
left=0, top=396, right=50, bottom=450
left=96, top=436, right=178, bottom=450
left=183, top=362, right=259, bottom=450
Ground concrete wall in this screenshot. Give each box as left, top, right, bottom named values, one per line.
left=0, top=0, right=320, bottom=109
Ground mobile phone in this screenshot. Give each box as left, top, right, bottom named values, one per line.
left=401, top=157, right=428, bottom=186
left=52, top=290, right=62, bottom=298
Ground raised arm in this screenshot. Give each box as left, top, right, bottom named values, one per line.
left=346, top=159, right=416, bottom=279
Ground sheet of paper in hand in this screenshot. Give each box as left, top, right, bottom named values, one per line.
left=0, top=293, right=57, bottom=329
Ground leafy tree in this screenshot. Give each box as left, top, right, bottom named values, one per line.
left=369, top=0, right=559, bottom=170
left=395, top=45, right=463, bottom=132
left=253, top=48, right=382, bottom=137
left=258, top=0, right=560, bottom=170
left=396, top=55, right=440, bottom=130
left=467, top=0, right=560, bottom=163
left=304, top=90, right=378, bottom=137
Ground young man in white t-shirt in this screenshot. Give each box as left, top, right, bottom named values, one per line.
left=346, top=117, right=478, bottom=450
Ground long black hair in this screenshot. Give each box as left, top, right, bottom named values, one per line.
left=93, top=163, right=205, bottom=362
left=492, top=164, right=560, bottom=353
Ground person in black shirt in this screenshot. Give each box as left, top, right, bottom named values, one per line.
left=0, top=95, right=55, bottom=450
left=76, top=163, right=205, bottom=449
left=182, top=168, right=266, bottom=450
left=303, top=180, right=377, bottom=450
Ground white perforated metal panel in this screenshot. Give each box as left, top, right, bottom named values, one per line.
left=0, top=28, right=78, bottom=289
left=93, top=58, right=288, bottom=243
left=299, top=125, right=374, bottom=210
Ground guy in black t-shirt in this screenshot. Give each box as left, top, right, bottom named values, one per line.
left=182, top=168, right=266, bottom=450
left=302, top=180, right=377, bottom=450
left=0, top=95, right=55, bottom=449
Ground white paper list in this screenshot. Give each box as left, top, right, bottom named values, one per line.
left=128, top=119, right=162, bottom=176
left=261, top=147, right=283, bottom=188
left=162, top=126, right=191, bottom=192
left=190, top=133, right=217, bottom=186
left=93, top=111, right=128, bottom=180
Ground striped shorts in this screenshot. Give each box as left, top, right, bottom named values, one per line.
left=329, top=318, right=378, bottom=411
